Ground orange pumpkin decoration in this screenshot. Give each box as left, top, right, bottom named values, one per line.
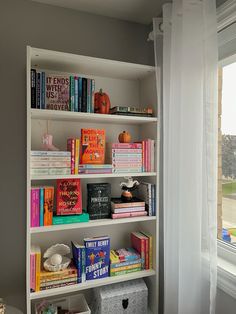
left=118, top=131, right=131, bottom=143
left=94, top=89, right=111, bottom=114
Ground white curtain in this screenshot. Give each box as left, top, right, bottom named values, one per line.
left=153, top=0, right=218, bottom=313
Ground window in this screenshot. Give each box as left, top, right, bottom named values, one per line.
left=218, top=63, right=236, bottom=246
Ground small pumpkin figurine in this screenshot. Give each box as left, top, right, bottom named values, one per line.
left=118, top=131, right=131, bottom=143
left=94, top=89, right=111, bottom=114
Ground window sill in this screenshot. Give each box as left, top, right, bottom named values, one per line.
left=217, top=240, right=236, bottom=299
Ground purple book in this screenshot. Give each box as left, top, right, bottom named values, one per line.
left=31, top=187, right=40, bottom=227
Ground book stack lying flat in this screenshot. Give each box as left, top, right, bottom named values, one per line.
left=30, top=151, right=71, bottom=175
left=107, top=143, right=143, bottom=173
left=110, top=248, right=142, bottom=276
left=79, top=164, right=112, bottom=174
left=131, top=231, right=153, bottom=270
left=111, top=198, right=147, bottom=219
left=110, top=106, right=153, bottom=117
left=39, top=265, right=78, bottom=291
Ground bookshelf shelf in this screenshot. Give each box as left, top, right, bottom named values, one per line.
left=27, top=46, right=160, bottom=314
left=30, top=172, right=157, bottom=181
left=30, top=216, right=157, bottom=234
left=30, top=269, right=156, bottom=300
left=31, top=109, right=158, bottom=125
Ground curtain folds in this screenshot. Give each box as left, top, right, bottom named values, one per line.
left=153, top=0, right=218, bottom=313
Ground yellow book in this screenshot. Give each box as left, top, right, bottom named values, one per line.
left=75, top=139, right=80, bottom=174
left=110, top=250, right=120, bottom=264
left=140, top=231, right=153, bottom=269
left=31, top=245, right=41, bottom=292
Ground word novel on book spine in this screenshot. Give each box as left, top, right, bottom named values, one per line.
left=81, top=128, right=105, bottom=164
left=56, top=179, right=82, bottom=215
left=46, top=74, right=69, bottom=111
left=84, top=236, right=110, bottom=280
left=87, top=183, right=111, bottom=219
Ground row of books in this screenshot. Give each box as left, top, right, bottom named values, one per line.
left=30, top=233, right=153, bottom=292
left=31, top=70, right=95, bottom=112
left=136, top=182, right=156, bottom=216
left=30, top=151, right=71, bottom=176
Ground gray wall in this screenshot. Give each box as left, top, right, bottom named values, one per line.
left=0, top=0, right=153, bottom=311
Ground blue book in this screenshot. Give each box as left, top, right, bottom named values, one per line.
left=87, top=78, right=91, bottom=113
left=91, top=79, right=95, bottom=113
left=84, top=236, right=110, bottom=280
left=74, top=76, right=78, bottom=112
left=78, top=77, right=82, bottom=112
left=39, top=187, right=44, bottom=226
left=71, top=241, right=86, bottom=283
left=41, top=72, right=45, bottom=109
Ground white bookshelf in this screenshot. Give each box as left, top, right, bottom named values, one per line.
left=27, top=46, right=160, bottom=313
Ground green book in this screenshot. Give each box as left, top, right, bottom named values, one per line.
left=52, top=212, right=89, bottom=225
left=69, top=76, right=75, bottom=111
left=110, top=267, right=141, bottom=277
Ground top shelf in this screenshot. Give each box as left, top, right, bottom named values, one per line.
left=30, top=47, right=155, bottom=80
left=31, top=109, right=158, bottom=125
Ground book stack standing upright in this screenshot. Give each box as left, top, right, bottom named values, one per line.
left=30, top=151, right=71, bottom=175
left=67, top=138, right=80, bottom=174
left=107, top=143, right=143, bottom=173
left=131, top=231, right=153, bottom=270
left=111, top=197, right=147, bottom=219
left=135, top=182, right=156, bottom=216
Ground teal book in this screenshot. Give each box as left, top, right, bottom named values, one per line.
left=70, top=76, right=75, bottom=111
left=52, top=212, right=89, bottom=225
left=39, top=187, right=44, bottom=226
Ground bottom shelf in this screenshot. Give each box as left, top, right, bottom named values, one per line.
left=30, top=269, right=156, bottom=300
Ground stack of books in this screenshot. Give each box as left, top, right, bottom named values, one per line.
left=136, top=182, right=156, bottom=216
left=131, top=231, right=153, bottom=270
left=111, top=198, right=147, bottom=219
left=79, top=164, right=112, bottom=174
left=30, top=151, right=71, bottom=175
left=110, top=106, right=153, bottom=117
left=31, top=70, right=95, bottom=113
left=107, top=143, right=143, bottom=173
left=110, top=248, right=142, bottom=276
left=39, top=266, right=78, bottom=291
left=67, top=138, right=80, bottom=174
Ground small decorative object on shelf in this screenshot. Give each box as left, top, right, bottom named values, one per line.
left=118, top=131, right=131, bottom=143
left=42, top=134, right=59, bottom=151
left=94, top=89, right=111, bottom=114
left=43, top=244, right=71, bottom=272
left=120, top=177, right=139, bottom=202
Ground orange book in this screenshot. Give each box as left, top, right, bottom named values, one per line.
left=44, top=186, right=54, bottom=225
left=80, top=128, right=105, bottom=164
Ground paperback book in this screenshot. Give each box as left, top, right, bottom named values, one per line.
left=81, top=128, right=105, bottom=164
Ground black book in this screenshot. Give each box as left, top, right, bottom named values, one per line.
left=81, top=78, right=87, bottom=112
left=31, top=69, right=36, bottom=108
left=87, top=183, right=111, bottom=220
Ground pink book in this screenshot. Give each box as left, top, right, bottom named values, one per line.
left=112, top=211, right=147, bottom=219
left=67, top=138, right=75, bottom=174
left=113, top=162, right=142, bottom=167
left=112, top=149, right=142, bottom=154
left=147, top=139, right=152, bottom=172
left=31, top=188, right=40, bottom=227
left=30, top=253, right=36, bottom=292
left=112, top=206, right=145, bottom=213
left=111, top=143, right=142, bottom=149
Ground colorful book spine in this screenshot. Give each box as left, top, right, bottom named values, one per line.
left=79, top=169, right=112, bottom=174
left=112, top=200, right=145, bottom=208
left=31, top=156, right=71, bottom=161
left=39, top=187, right=44, bottom=226
left=131, top=232, right=145, bottom=269
left=40, top=277, right=77, bottom=287
left=35, top=249, right=41, bottom=292
left=74, top=139, right=80, bottom=174
left=78, top=77, right=82, bottom=112
left=31, top=168, right=71, bottom=175
left=31, top=188, right=40, bottom=227
left=87, top=78, right=91, bottom=113
left=31, top=161, right=71, bottom=168
left=44, top=187, right=54, bottom=226
left=30, top=253, right=36, bottom=292
left=31, top=69, right=36, bottom=108
left=67, top=138, right=75, bottom=174
left=40, top=281, right=77, bottom=291
left=112, top=149, right=142, bottom=154
left=81, top=78, right=87, bottom=112
left=141, top=231, right=153, bottom=269
left=110, top=143, right=142, bottom=149
left=70, top=76, right=75, bottom=111
left=52, top=213, right=89, bottom=225
left=41, top=72, right=45, bottom=109
left=110, top=263, right=142, bottom=273
left=110, top=267, right=141, bottom=277
left=151, top=140, right=155, bottom=172
left=31, top=151, right=71, bottom=157
left=110, top=258, right=143, bottom=269
left=74, top=76, right=78, bottom=112
left=112, top=168, right=142, bottom=173
left=91, top=79, right=95, bottom=113
left=36, top=72, right=41, bottom=109
left=112, top=207, right=145, bottom=214
left=111, top=211, right=147, bottom=219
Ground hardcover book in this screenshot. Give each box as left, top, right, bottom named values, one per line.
left=71, top=241, right=86, bottom=283
left=45, top=74, right=69, bottom=110
left=56, top=179, right=82, bottom=215
left=81, top=128, right=105, bottom=164
left=87, top=183, right=111, bottom=220
left=84, top=236, right=110, bottom=280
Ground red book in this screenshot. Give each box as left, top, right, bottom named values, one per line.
left=56, top=179, right=82, bottom=215
left=67, top=138, right=75, bottom=174
left=131, top=232, right=146, bottom=269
